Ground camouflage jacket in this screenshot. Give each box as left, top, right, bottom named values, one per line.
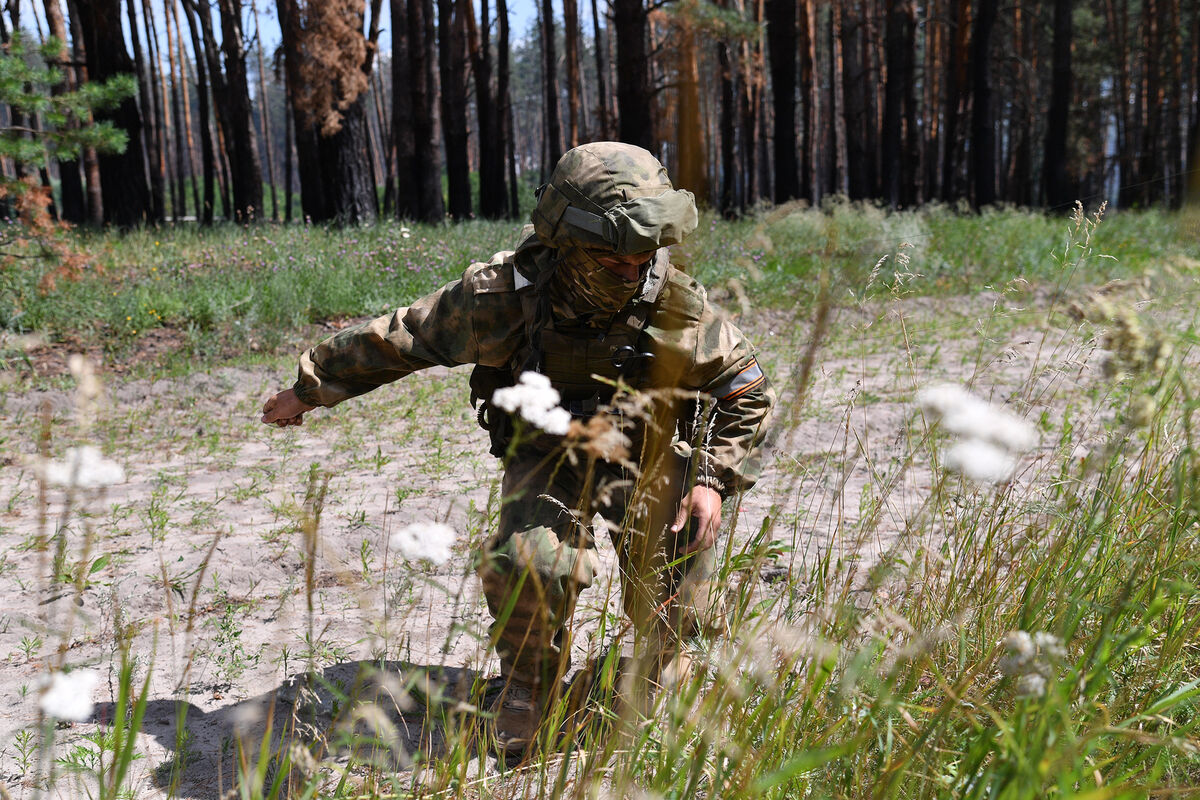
left=293, top=249, right=775, bottom=495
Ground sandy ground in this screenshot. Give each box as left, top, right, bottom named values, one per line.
left=0, top=286, right=1113, bottom=798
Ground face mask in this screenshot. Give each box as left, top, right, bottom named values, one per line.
left=549, top=247, right=647, bottom=318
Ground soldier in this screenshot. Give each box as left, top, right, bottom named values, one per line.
left=261, top=142, right=774, bottom=759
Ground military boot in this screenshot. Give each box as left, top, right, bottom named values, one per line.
left=489, top=678, right=547, bottom=761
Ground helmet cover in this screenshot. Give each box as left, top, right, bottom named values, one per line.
left=531, top=142, right=698, bottom=255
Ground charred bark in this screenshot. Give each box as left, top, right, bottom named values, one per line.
left=71, top=0, right=151, bottom=226
left=766, top=0, right=798, bottom=202
left=1042, top=0, right=1072, bottom=210
left=439, top=0, right=471, bottom=219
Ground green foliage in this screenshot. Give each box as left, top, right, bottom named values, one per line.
left=0, top=34, right=133, bottom=169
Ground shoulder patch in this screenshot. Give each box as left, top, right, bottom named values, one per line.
left=466, top=253, right=518, bottom=295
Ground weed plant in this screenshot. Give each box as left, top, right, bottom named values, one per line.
left=3, top=204, right=1199, bottom=798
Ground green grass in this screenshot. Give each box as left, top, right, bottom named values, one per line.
left=4, top=204, right=1197, bottom=377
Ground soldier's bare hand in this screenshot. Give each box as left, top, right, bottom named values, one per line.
left=671, top=485, right=723, bottom=554
left=261, top=389, right=316, bottom=428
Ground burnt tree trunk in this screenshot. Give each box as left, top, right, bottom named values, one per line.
left=540, top=0, right=562, bottom=173
left=140, top=0, right=171, bottom=219
left=319, top=95, right=376, bottom=224
left=1043, top=0, right=1072, bottom=210
left=591, top=0, right=609, bottom=139
left=614, top=0, right=653, bottom=149
left=970, top=0, right=996, bottom=207
left=412, top=0, right=444, bottom=220
left=499, top=0, right=518, bottom=216
left=766, top=0, right=798, bottom=202
left=44, top=0, right=85, bottom=223
left=126, top=0, right=165, bottom=221
left=214, top=0, right=265, bottom=221
left=840, top=1, right=870, bottom=199
left=72, top=0, right=151, bottom=225
left=882, top=0, right=909, bottom=207
left=252, top=3, right=279, bottom=220
left=717, top=35, right=736, bottom=214
left=469, top=0, right=507, bottom=218
left=798, top=0, right=813, bottom=202
left=439, top=0, right=472, bottom=219
left=391, top=0, right=417, bottom=219
left=941, top=0, right=969, bottom=201
left=181, top=0, right=217, bottom=223
left=564, top=0, right=581, bottom=146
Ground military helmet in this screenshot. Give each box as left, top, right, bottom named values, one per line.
left=531, top=142, right=698, bottom=255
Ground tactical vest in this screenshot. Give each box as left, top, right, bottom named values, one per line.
left=470, top=256, right=667, bottom=457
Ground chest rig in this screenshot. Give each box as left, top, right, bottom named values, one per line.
left=470, top=255, right=669, bottom=457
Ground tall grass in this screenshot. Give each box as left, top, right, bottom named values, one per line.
left=7, top=204, right=1200, bottom=798
left=4, top=204, right=1196, bottom=371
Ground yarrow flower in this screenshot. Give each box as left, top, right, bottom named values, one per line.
left=943, top=439, right=1018, bottom=484
left=389, top=521, right=456, bottom=565
left=918, top=383, right=1037, bottom=484
left=39, top=669, right=100, bottom=721
left=492, top=372, right=571, bottom=436
left=32, top=446, right=126, bottom=489
left=998, top=630, right=1065, bottom=699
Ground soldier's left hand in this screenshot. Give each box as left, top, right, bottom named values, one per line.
left=671, top=485, right=723, bottom=554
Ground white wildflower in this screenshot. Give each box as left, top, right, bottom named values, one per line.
left=1015, top=672, right=1048, bottom=699
left=492, top=372, right=572, bottom=435
left=944, top=439, right=1019, bottom=484
left=998, top=630, right=1036, bottom=676
left=39, top=669, right=100, bottom=721
left=1033, top=632, right=1067, bottom=660
left=389, top=521, right=456, bottom=565
left=32, top=446, right=126, bottom=489
left=918, top=383, right=1038, bottom=453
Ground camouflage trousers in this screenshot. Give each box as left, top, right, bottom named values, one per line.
left=477, top=446, right=719, bottom=694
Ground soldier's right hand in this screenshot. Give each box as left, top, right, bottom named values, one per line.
left=261, top=389, right=316, bottom=428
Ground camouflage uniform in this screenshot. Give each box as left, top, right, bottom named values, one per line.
left=291, top=143, right=774, bottom=719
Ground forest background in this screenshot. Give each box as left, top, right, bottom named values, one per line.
left=0, top=0, right=1195, bottom=232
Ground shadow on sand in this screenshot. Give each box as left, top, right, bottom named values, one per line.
left=96, top=660, right=499, bottom=799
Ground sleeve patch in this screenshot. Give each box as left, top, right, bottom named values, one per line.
left=713, top=359, right=765, bottom=400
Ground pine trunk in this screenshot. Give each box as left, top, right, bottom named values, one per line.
left=141, top=0, right=173, bottom=219
left=391, top=0, right=417, bottom=219
left=319, top=95, right=376, bottom=224
left=412, top=0, right=444, bottom=220
left=182, top=0, right=217, bottom=223
left=72, top=0, right=152, bottom=225
left=439, top=0, right=472, bottom=219
left=252, top=3, right=279, bottom=220
left=1165, top=0, right=1183, bottom=206
left=540, top=0, right=563, bottom=173
left=564, top=0, right=581, bottom=146
left=941, top=0, right=969, bottom=201
left=1043, top=0, right=1072, bottom=210
left=44, top=0, right=86, bottom=223
left=766, top=0, right=798, bottom=202
left=840, top=1, right=869, bottom=199
left=970, top=0, right=996, bottom=207
left=614, top=0, right=653, bottom=149
left=591, top=0, right=609, bottom=139
left=127, top=0, right=165, bottom=221
left=214, top=0, right=264, bottom=221
left=798, top=0, right=813, bottom=202
left=499, top=0, right=518, bottom=217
